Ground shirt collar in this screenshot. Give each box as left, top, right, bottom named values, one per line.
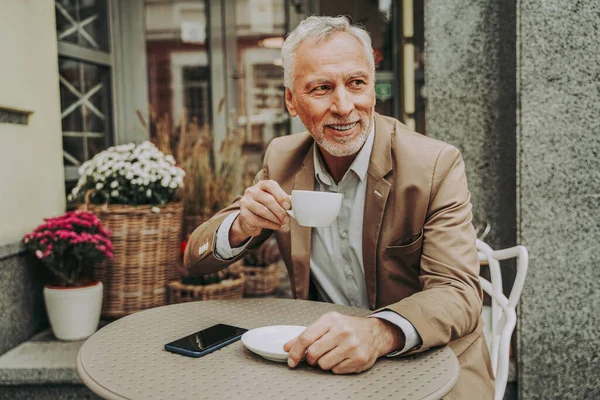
left=313, top=120, right=375, bottom=185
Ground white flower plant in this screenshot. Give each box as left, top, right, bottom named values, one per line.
left=69, top=141, right=186, bottom=206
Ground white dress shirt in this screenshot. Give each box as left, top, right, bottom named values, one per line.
left=214, top=123, right=422, bottom=355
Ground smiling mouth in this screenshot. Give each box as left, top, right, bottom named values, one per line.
left=327, top=122, right=358, bottom=131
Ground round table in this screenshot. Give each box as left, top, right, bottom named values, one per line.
left=77, top=298, right=459, bottom=400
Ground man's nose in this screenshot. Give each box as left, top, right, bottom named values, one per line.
left=330, top=88, right=354, bottom=116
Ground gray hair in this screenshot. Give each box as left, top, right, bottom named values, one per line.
left=282, top=16, right=375, bottom=90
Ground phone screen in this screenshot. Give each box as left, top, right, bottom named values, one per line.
left=165, top=324, right=248, bottom=356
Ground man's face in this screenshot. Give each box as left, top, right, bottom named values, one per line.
left=285, top=32, right=376, bottom=157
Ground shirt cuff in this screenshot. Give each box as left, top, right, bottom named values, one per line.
left=368, top=310, right=422, bottom=356
left=214, top=211, right=251, bottom=260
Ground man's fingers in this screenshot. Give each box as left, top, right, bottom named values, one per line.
left=239, top=210, right=283, bottom=233
left=243, top=196, right=282, bottom=225
left=252, top=190, right=289, bottom=223
left=316, top=346, right=349, bottom=371
left=305, top=331, right=338, bottom=367
left=286, top=313, right=380, bottom=374
left=330, top=358, right=359, bottom=374
left=283, top=337, right=296, bottom=352
left=240, top=180, right=290, bottom=226
left=287, top=322, right=330, bottom=368
left=258, top=180, right=291, bottom=210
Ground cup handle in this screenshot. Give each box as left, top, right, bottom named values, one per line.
left=286, top=209, right=295, bottom=219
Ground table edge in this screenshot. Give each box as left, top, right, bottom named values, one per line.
left=421, top=347, right=461, bottom=400
left=77, top=345, right=129, bottom=400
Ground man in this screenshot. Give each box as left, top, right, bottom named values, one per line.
left=184, top=16, right=494, bottom=399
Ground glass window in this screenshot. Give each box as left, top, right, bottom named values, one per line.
left=183, top=66, right=211, bottom=127
left=413, top=0, right=426, bottom=135
left=55, top=0, right=110, bottom=52
left=59, top=58, right=113, bottom=167
left=234, top=0, right=289, bottom=148
left=55, top=0, right=114, bottom=189
left=145, top=0, right=211, bottom=131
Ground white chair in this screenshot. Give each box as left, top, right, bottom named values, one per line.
left=476, top=239, right=528, bottom=400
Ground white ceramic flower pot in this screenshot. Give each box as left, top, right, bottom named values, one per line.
left=43, top=281, right=103, bottom=341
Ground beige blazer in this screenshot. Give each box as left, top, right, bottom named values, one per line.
left=184, top=113, right=494, bottom=399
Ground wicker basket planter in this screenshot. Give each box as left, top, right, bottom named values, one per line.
left=237, top=260, right=280, bottom=296
left=81, top=201, right=183, bottom=318
left=167, top=265, right=245, bottom=303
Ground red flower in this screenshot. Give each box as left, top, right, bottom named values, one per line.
left=181, top=240, right=188, bottom=255
left=22, top=211, right=113, bottom=287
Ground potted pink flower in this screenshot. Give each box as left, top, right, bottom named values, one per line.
left=23, top=211, right=113, bottom=340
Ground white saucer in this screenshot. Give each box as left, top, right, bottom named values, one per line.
left=241, top=325, right=306, bottom=362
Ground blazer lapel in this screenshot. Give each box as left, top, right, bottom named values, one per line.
left=290, top=148, right=315, bottom=300
left=363, top=114, right=393, bottom=309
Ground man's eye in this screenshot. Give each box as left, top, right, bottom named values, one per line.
left=351, top=80, right=365, bottom=87
left=312, top=85, right=329, bottom=92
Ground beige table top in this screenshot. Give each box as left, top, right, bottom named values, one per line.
left=77, top=298, right=459, bottom=400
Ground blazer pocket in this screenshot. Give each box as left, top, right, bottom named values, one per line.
left=385, top=229, right=424, bottom=258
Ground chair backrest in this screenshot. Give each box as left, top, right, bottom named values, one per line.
left=476, top=239, right=528, bottom=400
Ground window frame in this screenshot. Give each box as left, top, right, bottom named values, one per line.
left=56, top=0, right=116, bottom=183
left=57, top=0, right=151, bottom=185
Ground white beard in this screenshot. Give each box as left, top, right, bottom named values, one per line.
left=311, top=118, right=372, bottom=157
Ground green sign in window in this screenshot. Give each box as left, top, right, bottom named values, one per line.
left=375, top=82, right=392, bottom=102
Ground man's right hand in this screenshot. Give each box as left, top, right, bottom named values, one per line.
left=229, top=180, right=291, bottom=247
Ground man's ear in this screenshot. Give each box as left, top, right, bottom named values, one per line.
left=285, top=88, right=297, bottom=117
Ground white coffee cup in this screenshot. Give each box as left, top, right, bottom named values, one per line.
left=286, top=190, right=343, bottom=227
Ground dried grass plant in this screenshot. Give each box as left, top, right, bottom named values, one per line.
left=138, top=107, right=245, bottom=218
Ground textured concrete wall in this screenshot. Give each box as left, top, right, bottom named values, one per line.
left=425, top=0, right=517, bottom=268
left=0, top=385, right=100, bottom=400
left=0, top=250, right=47, bottom=355
left=518, top=1, right=600, bottom=398
left=426, top=0, right=600, bottom=397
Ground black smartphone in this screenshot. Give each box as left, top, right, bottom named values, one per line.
left=164, top=323, right=248, bottom=358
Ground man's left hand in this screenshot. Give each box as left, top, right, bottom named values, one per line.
left=283, top=312, right=405, bottom=374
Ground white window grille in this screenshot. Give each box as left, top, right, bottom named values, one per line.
left=55, top=0, right=114, bottom=184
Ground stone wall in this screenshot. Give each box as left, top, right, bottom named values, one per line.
left=425, top=0, right=518, bottom=296
left=425, top=0, right=517, bottom=255
left=426, top=0, right=600, bottom=398
left=0, top=245, right=47, bottom=355
left=517, top=1, right=600, bottom=398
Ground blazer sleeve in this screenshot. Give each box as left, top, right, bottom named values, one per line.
left=183, top=158, right=273, bottom=276
left=379, top=145, right=483, bottom=354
